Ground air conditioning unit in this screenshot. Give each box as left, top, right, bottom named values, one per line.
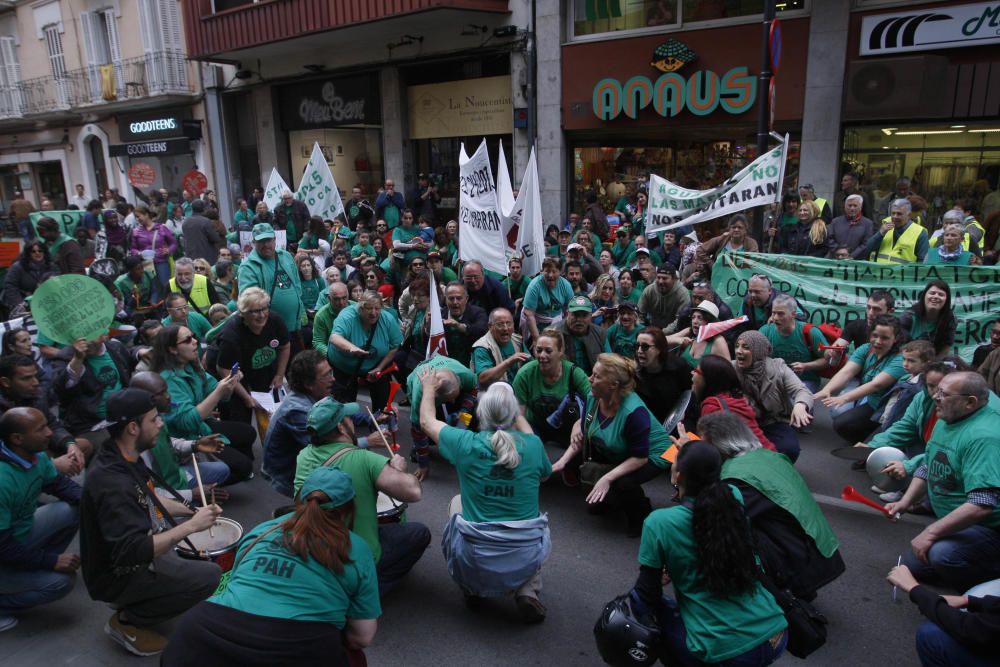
left=843, top=56, right=951, bottom=121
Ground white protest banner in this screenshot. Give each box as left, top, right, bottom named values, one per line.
left=496, top=142, right=516, bottom=217
left=274, top=229, right=287, bottom=252
left=426, top=270, right=447, bottom=359
left=295, top=142, right=345, bottom=221
left=646, top=135, right=788, bottom=234
left=510, top=147, right=545, bottom=277
left=263, top=168, right=290, bottom=212
left=458, top=139, right=507, bottom=274
left=238, top=231, right=254, bottom=259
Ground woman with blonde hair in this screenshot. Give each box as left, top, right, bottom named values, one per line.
left=417, top=377, right=552, bottom=623
left=552, top=353, right=672, bottom=536
left=589, top=274, right=619, bottom=327
left=773, top=200, right=827, bottom=256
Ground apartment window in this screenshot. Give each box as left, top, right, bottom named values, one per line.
left=81, top=8, right=123, bottom=101
left=42, top=24, right=71, bottom=107
left=573, top=0, right=806, bottom=38
left=137, top=0, right=187, bottom=92
left=0, top=36, right=24, bottom=116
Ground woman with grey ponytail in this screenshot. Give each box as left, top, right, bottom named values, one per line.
left=417, top=373, right=553, bottom=624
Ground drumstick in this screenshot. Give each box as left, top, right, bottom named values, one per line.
left=190, top=456, right=214, bottom=538
left=365, top=406, right=396, bottom=454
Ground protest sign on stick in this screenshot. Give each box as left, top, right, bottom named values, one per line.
left=31, top=275, right=116, bottom=345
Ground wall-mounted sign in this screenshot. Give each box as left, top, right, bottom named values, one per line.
left=128, top=163, right=156, bottom=187
left=118, top=110, right=190, bottom=142
left=183, top=170, right=209, bottom=196
left=592, top=41, right=756, bottom=120
left=277, top=75, right=381, bottom=131
left=860, top=2, right=1000, bottom=56
left=408, top=75, right=513, bottom=140
left=108, top=138, right=192, bottom=157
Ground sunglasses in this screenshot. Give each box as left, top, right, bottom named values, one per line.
left=177, top=335, right=196, bottom=346
left=635, top=342, right=654, bottom=352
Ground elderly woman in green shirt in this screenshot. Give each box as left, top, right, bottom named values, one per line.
left=328, top=290, right=402, bottom=412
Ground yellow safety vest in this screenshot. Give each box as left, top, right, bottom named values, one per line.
left=876, top=222, right=924, bottom=264
left=814, top=197, right=828, bottom=216
left=168, top=274, right=212, bottom=315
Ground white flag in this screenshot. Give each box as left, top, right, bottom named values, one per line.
left=510, top=147, right=545, bottom=277
left=426, top=270, right=447, bottom=359
left=496, top=142, right=515, bottom=217
left=295, top=142, right=345, bottom=221
left=263, top=168, right=290, bottom=213
left=458, top=139, right=507, bottom=274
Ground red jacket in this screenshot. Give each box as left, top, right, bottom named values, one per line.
left=700, top=394, right=777, bottom=451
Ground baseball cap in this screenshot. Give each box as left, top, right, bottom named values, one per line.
left=634, top=247, right=650, bottom=256
left=656, top=262, right=678, bottom=276
left=558, top=229, right=571, bottom=236
left=616, top=228, right=627, bottom=236
left=568, top=295, right=594, bottom=313
left=252, top=222, right=276, bottom=241
left=618, top=301, right=638, bottom=313
left=106, top=388, right=157, bottom=424
left=377, top=284, right=395, bottom=300
left=307, top=396, right=361, bottom=435
left=299, top=467, right=355, bottom=507
left=567, top=243, right=584, bottom=252
left=427, top=250, right=442, bottom=260
left=693, top=300, right=720, bottom=321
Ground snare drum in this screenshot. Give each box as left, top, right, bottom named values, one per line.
left=376, top=492, right=407, bottom=524
left=174, top=516, right=244, bottom=572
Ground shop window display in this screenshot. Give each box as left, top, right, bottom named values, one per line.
left=572, top=0, right=804, bottom=38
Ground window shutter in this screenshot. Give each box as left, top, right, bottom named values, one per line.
left=79, top=12, right=102, bottom=101
left=162, top=0, right=186, bottom=90
left=0, top=37, right=24, bottom=115
left=101, top=9, right=125, bottom=95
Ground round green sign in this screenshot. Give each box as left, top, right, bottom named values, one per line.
left=31, top=274, right=116, bottom=345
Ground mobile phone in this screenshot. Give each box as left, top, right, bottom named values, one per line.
left=231, top=362, right=240, bottom=375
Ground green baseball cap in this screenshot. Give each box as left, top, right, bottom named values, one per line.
left=300, top=467, right=355, bottom=506
left=307, top=396, right=361, bottom=435
left=567, top=295, right=594, bottom=313
left=252, top=222, right=276, bottom=241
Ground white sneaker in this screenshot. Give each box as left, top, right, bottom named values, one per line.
left=0, top=616, right=17, bottom=632
left=871, top=485, right=888, bottom=494
left=880, top=490, right=904, bottom=503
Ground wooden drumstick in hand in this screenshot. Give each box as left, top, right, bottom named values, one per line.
left=365, top=406, right=396, bottom=454
left=190, top=456, right=214, bottom=538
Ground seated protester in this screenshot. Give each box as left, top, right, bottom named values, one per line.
left=293, top=398, right=430, bottom=597
left=972, top=318, right=1000, bottom=368
left=129, top=372, right=232, bottom=500
left=328, top=291, right=402, bottom=413
left=665, top=301, right=730, bottom=370
left=350, top=229, right=377, bottom=263
left=558, top=295, right=607, bottom=375
left=316, top=266, right=346, bottom=310
left=563, top=259, right=591, bottom=297
left=814, top=315, right=907, bottom=444
left=628, top=441, right=788, bottom=666
left=462, top=260, right=515, bottom=316
left=169, top=257, right=221, bottom=319
left=738, top=273, right=802, bottom=332
left=427, top=250, right=458, bottom=287
left=2, top=328, right=53, bottom=400
left=598, top=250, right=621, bottom=285
left=551, top=354, right=672, bottom=537
left=162, top=293, right=212, bottom=344
left=898, top=280, right=956, bottom=356
left=589, top=274, right=619, bottom=328
left=759, top=294, right=827, bottom=393
left=163, top=467, right=381, bottom=667
left=868, top=340, right=935, bottom=444
left=80, top=388, right=223, bottom=657
left=297, top=255, right=324, bottom=320
left=691, top=354, right=776, bottom=452
left=887, top=564, right=1000, bottom=667
left=442, top=282, right=488, bottom=367
left=634, top=327, right=691, bottom=425
left=115, top=256, right=157, bottom=321
left=472, top=308, right=530, bottom=390
left=699, top=412, right=845, bottom=601
left=150, top=325, right=256, bottom=483
left=3, top=241, right=58, bottom=317
left=513, top=328, right=591, bottom=446
left=603, top=301, right=640, bottom=359
left=616, top=269, right=643, bottom=307
left=0, top=354, right=89, bottom=474
left=827, top=289, right=896, bottom=371
left=419, top=378, right=552, bottom=623
left=215, top=287, right=291, bottom=424
left=653, top=229, right=682, bottom=269
left=211, top=260, right=237, bottom=306
left=546, top=229, right=571, bottom=261
left=405, top=356, right=478, bottom=481
left=733, top=331, right=814, bottom=462
left=610, top=228, right=635, bottom=268
left=0, top=408, right=82, bottom=631
left=311, top=282, right=353, bottom=356
left=885, top=372, right=1000, bottom=593
left=665, top=282, right=733, bottom=336
left=520, top=257, right=575, bottom=349
left=52, top=334, right=133, bottom=448
left=638, top=264, right=689, bottom=330
left=502, top=256, right=529, bottom=311
left=926, top=221, right=975, bottom=266
left=297, top=216, right=332, bottom=275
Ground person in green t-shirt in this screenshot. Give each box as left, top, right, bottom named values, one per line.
left=759, top=294, right=827, bottom=393
left=416, top=377, right=552, bottom=622
left=628, top=441, right=788, bottom=665
left=405, top=356, right=477, bottom=481
left=293, top=397, right=429, bottom=596
left=164, top=467, right=382, bottom=664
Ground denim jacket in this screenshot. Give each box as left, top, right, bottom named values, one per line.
left=442, top=512, right=550, bottom=597
left=262, top=390, right=314, bottom=497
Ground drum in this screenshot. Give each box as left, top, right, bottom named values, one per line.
left=174, top=516, right=244, bottom=571
left=866, top=446, right=907, bottom=493
left=376, top=492, right=407, bottom=524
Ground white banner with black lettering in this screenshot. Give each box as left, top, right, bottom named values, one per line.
left=263, top=168, right=290, bottom=213
left=458, top=139, right=507, bottom=275
left=645, top=135, right=788, bottom=235
left=295, top=142, right=345, bottom=222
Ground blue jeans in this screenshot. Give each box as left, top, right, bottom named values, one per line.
left=17, top=218, right=34, bottom=242
left=902, top=525, right=1000, bottom=592
left=915, top=621, right=999, bottom=667
left=827, top=378, right=861, bottom=418
left=659, top=598, right=787, bottom=666
left=377, top=521, right=431, bottom=597
left=761, top=422, right=800, bottom=463
left=0, top=502, right=79, bottom=615
left=152, top=260, right=172, bottom=303
left=183, top=460, right=230, bottom=488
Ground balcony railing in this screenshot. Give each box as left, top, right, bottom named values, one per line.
left=0, top=51, right=193, bottom=119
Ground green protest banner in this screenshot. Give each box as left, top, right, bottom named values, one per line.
left=31, top=274, right=115, bottom=345
left=28, top=210, right=85, bottom=237
left=711, top=251, right=1000, bottom=362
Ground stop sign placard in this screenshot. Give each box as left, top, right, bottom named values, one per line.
left=182, top=169, right=209, bottom=196
left=128, top=162, right=156, bottom=188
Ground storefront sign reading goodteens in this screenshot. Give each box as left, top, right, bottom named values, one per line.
left=711, top=251, right=1000, bottom=362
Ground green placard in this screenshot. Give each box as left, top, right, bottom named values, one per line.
left=710, top=251, right=1000, bottom=363
left=30, top=274, right=116, bottom=345
left=29, top=210, right=85, bottom=237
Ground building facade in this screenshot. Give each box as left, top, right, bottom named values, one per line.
left=0, top=0, right=209, bottom=213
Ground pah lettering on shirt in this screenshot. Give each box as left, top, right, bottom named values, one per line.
left=253, top=555, right=297, bottom=579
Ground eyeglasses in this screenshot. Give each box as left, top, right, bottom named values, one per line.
left=635, top=342, right=654, bottom=352
left=168, top=305, right=189, bottom=312
left=177, top=335, right=196, bottom=346
left=244, top=307, right=269, bottom=316
left=692, top=282, right=710, bottom=289
left=933, top=388, right=968, bottom=399
left=410, top=263, right=425, bottom=268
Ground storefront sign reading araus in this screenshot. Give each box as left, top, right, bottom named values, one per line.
left=592, top=40, right=757, bottom=120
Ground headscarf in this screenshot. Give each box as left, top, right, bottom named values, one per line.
left=734, top=330, right=791, bottom=422
left=735, top=330, right=771, bottom=387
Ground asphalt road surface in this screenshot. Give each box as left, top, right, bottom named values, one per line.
left=2, top=402, right=934, bottom=666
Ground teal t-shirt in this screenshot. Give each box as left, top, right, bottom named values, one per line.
left=437, top=426, right=552, bottom=523
left=604, top=323, right=638, bottom=358
left=512, top=360, right=591, bottom=428
left=0, top=451, right=58, bottom=541
left=617, top=286, right=643, bottom=305
left=848, top=344, right=906, bottom=408
left=85, top=351, right=122, bottom=419
left=209, top=516, right=381, bottom=625
left=523, top=275, right=575, bottom=318
left=328, top=305, right=403, bottom=375
left=471, top=340, right=519, bottom=383
left=161, top=310, right=212, bottom=343
left=299, top=277, right=324, bottom=312
left=639, top=488, right=787, bottom=663
left=759, top=321, right=824, bottom=383
left=584, top=392, right=670, bottom=469
left=406, top=356, right=477, bottom=429
left=392, top=225, right=426, bottom=262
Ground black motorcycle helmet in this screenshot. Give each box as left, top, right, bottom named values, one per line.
left=593, top=593, right=661, bottom=666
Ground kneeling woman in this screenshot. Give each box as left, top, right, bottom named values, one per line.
left=552, top=353, right=672, bottom=537
left=418, top=377, right=552, bottom=624
left=162, top=467, right=381, bottom=666
left=630, top=441, right=788, bottom=665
